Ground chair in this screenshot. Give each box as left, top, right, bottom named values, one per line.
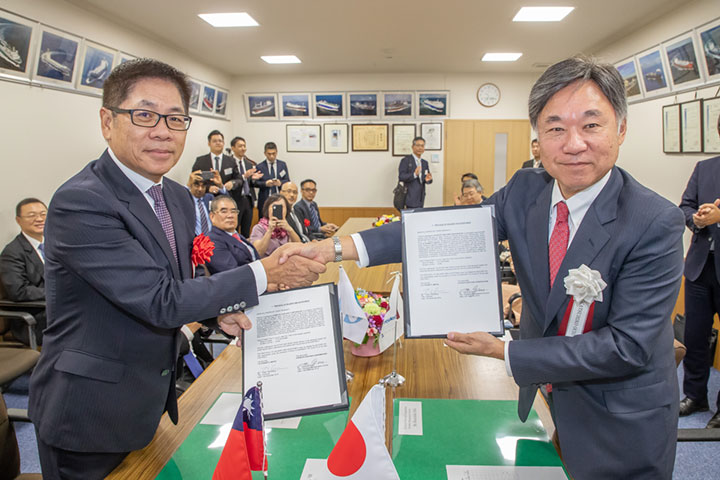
left=0, top=393, right=42, bottom=480
left=0, top=311, right=40, bottom=393
left=0, top=281, right=45, bottom=350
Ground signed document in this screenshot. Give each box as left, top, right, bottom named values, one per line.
left=402, top=205, right=503, bottom=338
left=243, top=283, right=349, bottom=419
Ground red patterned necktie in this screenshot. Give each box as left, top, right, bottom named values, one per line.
left=548, top=201, right=569, bottom=287
left=232, top=232, right=241, bottom=241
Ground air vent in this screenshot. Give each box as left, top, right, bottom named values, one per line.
left=532, top=62, right=552, bottom=69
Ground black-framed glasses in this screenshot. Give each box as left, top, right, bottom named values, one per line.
left=302, top=188, right=317, bottom=193
left=108, top=107, right=192, bottom=131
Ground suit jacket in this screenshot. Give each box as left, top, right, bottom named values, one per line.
left=29, top=150, right=262, bottom=453
left=521, top=159, right=543, bottom=169
left=294, top=200, right=325, bottom=239
left=680, top=156, right=720, bottom=283
left=255, top=159, right=289, bottom=212
left=206, top=226, right=259, bottom=274
left=398, top=155, right=432, bottom=208
left=287, top=209, right=311, bottom=243
left=192, top=153, right=240, bottom=187
left=231, top=155, right=258, bottom=204
left=358, top=167, right=684, bottom=479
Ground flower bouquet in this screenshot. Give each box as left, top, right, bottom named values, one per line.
left=351, top=288, right=392, bottom=357
left=372, top=214, right=400, bottom=227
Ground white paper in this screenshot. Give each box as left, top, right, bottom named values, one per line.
left=300, top=459, right=332, bottom=479
left=446, top=465, right=567, bottom=480
left=200, top=392, right=243, bottom=425
left=398, top=401, right=423, bottom=435
left=244, top=285, right=344, bottom=417
left=403, top=207, right=502, bottom=336
left=265, top=416, right=302, bottom=429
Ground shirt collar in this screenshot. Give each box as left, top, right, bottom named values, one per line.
left=550, top=168, right=613, bottom=228
left=108, top=147, right=161, bottom=194
left=22, top=231, right=42, bottom=248
left=412, top=153, right=422, bottom=162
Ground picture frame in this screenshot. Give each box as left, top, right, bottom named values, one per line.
left=201, top=84, right=216, bottom=113
left=351, top=123, right=389, bottom=151
left=421, top=122, right=443, bottom=150
left=323, top=123, right=349, bottom=154
left=637, top=47, right=670, bottom=97
left=615, top=57, right=644, bottom=101
left=33, top=25, right=80, bottom=88
left=703, top=96, right=720, bottom=154
left=76, top=41, right=114, bottom=94
left=348, top=92, right=379, bottom=118
left=697, top=18, right=720, bottom=82
left=382, top=91, right=414, bottom=118
left=245, top=93, right=278, bottom=120
left=188, top=79, right=201, bottom=112
left=662, top=104, right=681, bottom=153
left=280, top=93, right=311, bottom=119
left=392, top=123, right=417, bottom=156
left=417, top=91, right=449, bottom=117
left=116, top=52, right=135, bottom=65
left=0, top=9, right=38, bottom=81
left=681, top=99, right=703, bottom=153
left=215, top=89, right=228, bottom=117
left=662, top=32, right=704, bottom=90
left=313, top=92, right=345, bottom=118
left=286, top=124, right=321, bottom=153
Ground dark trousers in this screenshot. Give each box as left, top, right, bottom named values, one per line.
left=683, top=254, right=720, bottom=409
left=237, top=195, right=254, bottom=239
left=36, top=428, right=129, bottom=480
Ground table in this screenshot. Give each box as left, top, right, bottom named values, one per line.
left=109, top=218, right=556, bottom=479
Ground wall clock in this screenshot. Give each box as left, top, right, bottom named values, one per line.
left=477, top=83, right=501, bottom=107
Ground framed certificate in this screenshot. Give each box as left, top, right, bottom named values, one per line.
left=323, top=123, right=349, bottom=153
left=392, top=123, right=416, bottom=156
left=662, top=104, right=681, bottom=153
left=242, top=283, right=349, bottom=420
left=286, top=124, right=321, bottom=152
left=401, top=205, right=504, bottom=338
left=421, top=122, right=443, bottom=150
left=703, top=97, right=720, bottom=154
left=681, top=99, right=703, bottom=153
left=352, top=123, right=389, bottom=151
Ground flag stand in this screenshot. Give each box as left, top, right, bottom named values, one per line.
left=346, top=369, right=354, bottom=382
left=380, top=310, right=405, bottom=387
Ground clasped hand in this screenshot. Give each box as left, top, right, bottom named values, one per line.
left=693, top=199, right=720, bottom=228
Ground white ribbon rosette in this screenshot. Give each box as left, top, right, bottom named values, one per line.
left=561, top=264, right=607, bottom=336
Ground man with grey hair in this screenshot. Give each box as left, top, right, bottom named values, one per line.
left=454, top=178, right=485, bottom=205
left=281, top=55, right=684, bottom=479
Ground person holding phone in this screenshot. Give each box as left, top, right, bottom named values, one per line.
left=249, top=193, right=300, bottom=257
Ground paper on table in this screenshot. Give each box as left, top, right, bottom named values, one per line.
left=265, top=416, right=302, bottom=429
left=300, top=459, right=331, bottom=479
left=200, top=392, right=244, bottom=425
left=446, top=465, right=567, bottom=480
left=398, top=401, right=423, bottom=435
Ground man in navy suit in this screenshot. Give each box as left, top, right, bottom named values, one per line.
left=186, top=170, right=222, bottom=235
left=206, top=195, right=259, bottom=274
left=255, top=141, right=289, bottom=218
left=679, top=139, right=720, bottom=428
left=397, top=136, right=433, bottom=208
left=28, top=59, right=324, bottom=479
left=283, top=56, right=684, bottom=479
left=229, top=136, right=262, bottom=238
left=293, top=179, right=338, bottom=240
left=191, top=130, right=239, bottom=194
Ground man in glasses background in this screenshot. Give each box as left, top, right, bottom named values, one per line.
left=28, top=58, right=325, bottom=479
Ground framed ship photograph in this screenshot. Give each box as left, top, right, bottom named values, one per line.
left=201, top=84, right=216, bottom=113
left=417, top=91, right=449, bottom=117
left=33, top=26, right=80, bottom=88
left=0, top=9, right=38, bottom=81
left=637, top=47, right=670, bottom=98
left=348, top=92, right=379, bottom=118
left=116, top=51, right=135, bottom=65
left=698, top=18, right=720, bottom=82
left=352, top=123, right=388, bottom=151
left=188, top=79, right=201, bottom=112
left=286, top=124, right=321, bottom=153
left=615, top=57, right=644, bottom=101
left=392, top=123, right=416, bottom=156
left=77, top=41, right=114, bottom=94
left=214, top=89, right=228, bottom=117
left=314, top=92, right=345, bottom=117
left=245, top=93, right=278, bottom=120
left=323, top=123, right=349, bottom=154
left=382, top=91, right=414, bottom=118
left=663, top=32, right=704, bottom=90
left=280, top=93, right=311, bottom=119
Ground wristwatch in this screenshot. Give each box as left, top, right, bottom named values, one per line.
left=332, top=236, right=342, bottom=262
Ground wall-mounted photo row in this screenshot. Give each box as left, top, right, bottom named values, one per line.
left=663, top=32, right=704, bottom=91
left=382, top=92, right=413, bottom=118
left=615, top=57, right=644, bottom=101
left=681, top=99, right=703, bottom=153
left=417, top=91, right=449, bottom=117
left=323, top=123, right=348, bottom=153
left=34, top=25, right=80, bottom=88
left=704, top=96, right=720, bottom=154
left=0, top=9, right=38, bottom=80
left=698, top=18, right=720, bottom=83
left=637, top=47, right=670, bottom=98
left=348, top=92, right=379, bottom=118
left=280, top=93, right=311, bottom=119
left=286, top=124, right=321, bottom=152
left=662, top=104, right=681, bottom=153
left=314, top=92, right=345, bottom=118
left=77, top=41, right=114, bottom=94
left=245, top=93, right=278, bottom=120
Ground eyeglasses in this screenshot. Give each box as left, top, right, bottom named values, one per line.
left=283, top=189, right=298, bottom=194
left=215, top=208, right=240, bottom=215
left=302, top=188, right=317, bottom=193
left=19, top=212, right=47, bottom=220
left=108, top=107, right=192, bottom=131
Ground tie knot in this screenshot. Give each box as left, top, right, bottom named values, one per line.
left=147, top=184, right=163, bottom=202
left=556, top=201, right=569, bottom=222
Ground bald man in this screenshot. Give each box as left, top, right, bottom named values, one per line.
left=281, top=182, right=311, bottom=243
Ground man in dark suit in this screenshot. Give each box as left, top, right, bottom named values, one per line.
left=191, top=130, right=239, bottom=195
left=255, top=141, right=289, bottom=218
left=229, top=136, right=262, bottom=238
left=27, top=59, right=324, bottom=479
left=284, top=56, right=684, bottom=479
left=678, top=143, right=720, bottom=428
left=186, top=170, right=222, bottom=235
left=281, top=181, right=311, bottom=243
left=0, top=197, right=47, bottom=345
left=398, top=136, right=433, bottom=208
left=206, top=195, right=259, bottom=274
left=294, top=179, right=338, bottom=240
left=521, top=138, right=543, bottom=169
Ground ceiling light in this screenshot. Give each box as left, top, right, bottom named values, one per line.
left=513, top=7, right=574, bottom=22
left=261, top=55, right=302, bottom=64
left=198, top=12, right=259, bottom=27
left=482, top=53, right=523, bottom=62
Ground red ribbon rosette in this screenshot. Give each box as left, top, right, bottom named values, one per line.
left=192, top=234, right=215, bottom=267
left=303, top=218, right=310, bottom=227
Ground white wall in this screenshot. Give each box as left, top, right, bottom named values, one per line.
left=231, top=72, right=538, bottom=208
left=0, top=0, right=232, bottom=245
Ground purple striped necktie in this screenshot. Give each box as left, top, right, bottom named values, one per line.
left=147, top=184, right=179, bottom=265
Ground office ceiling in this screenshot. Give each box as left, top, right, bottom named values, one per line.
left=67, top=0, right=694, bottom=76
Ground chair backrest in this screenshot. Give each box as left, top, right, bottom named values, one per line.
left=0, top=394, right=21, bottom=480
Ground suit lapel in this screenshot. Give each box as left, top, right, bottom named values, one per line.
left=18, top=234, right=44, bottom=271
left=525, top=180, right=552, bottom=330
left=164, top=185, right=192, bottom=278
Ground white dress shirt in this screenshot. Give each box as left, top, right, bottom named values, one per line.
left=22, top=232, right=44, bottom=263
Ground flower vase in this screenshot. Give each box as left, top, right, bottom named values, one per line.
left=351, top=341, right=381, bottom=357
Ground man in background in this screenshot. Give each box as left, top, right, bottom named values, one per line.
left=186, top=170, right=223, bottom=235
left=398, top=136, right=432, bottom=208
left=455, top=179, right=484, bottom=206
left=192, top=130, right=238, bottom=195
left=522, top=138, right=543, bottom=169
left=255, top=141, right=289, bottom=218
left=294, top=179, right=338, bottom=240
left=0, top=198, right=47, bottom=346
left=206, top=195, right=259, bottom=274
left=229, top=136, right=262, bottom=238
left=281, top=181, right=311, bottom=243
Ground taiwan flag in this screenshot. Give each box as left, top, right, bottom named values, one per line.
left=212, top=386, right=266, bottom=480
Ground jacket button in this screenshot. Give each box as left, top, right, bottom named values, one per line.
left=161, top=369, right=170, bottom=376
left=234, top=303, right=241, bottom=310
left=240, top=301, right=246, bottom=309
left=226, top=305, right=234, bottom=312
left=220, top=308, right=227, bottom=314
